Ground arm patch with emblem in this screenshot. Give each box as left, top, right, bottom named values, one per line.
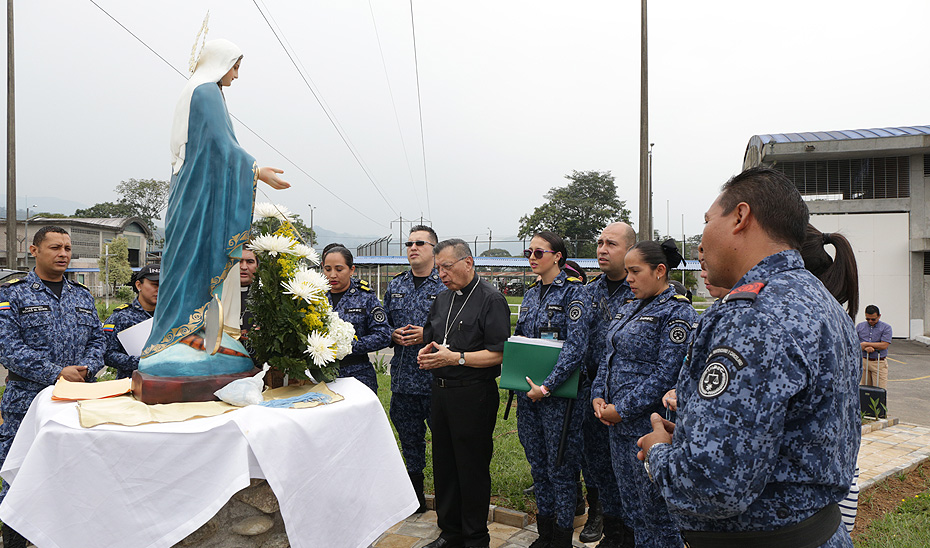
left=568, top=300, right=583, bottom=321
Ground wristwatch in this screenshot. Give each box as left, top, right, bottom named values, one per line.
left=644, top=442, right=669, bottom=483
left=458, top=352, right=466, bottom=365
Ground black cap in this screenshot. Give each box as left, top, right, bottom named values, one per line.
left=133, top=263, right=161, bottom=285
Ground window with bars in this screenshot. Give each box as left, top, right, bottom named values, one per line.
left=924, top=154, right=930, bottom=177
left=71, top=228, right=101, bottom=259
left=774, top=157, right=910, bottom=200
left=925, top=252, right=930, bottom=276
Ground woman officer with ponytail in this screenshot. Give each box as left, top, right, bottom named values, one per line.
left=591, top=239, right=697, bottom=548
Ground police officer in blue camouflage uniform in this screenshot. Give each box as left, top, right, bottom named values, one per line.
left=103, top=263, right=159, bottom=379
left=639, top=168, right=860, bottom=548
left=515, top=231, right=588, bottom=548
left=384, top=225, right=445, bottom=513
left=579, top=222, right=637, bottom=547
left=592, top=239, right=695, bottom=548
left=322, top=244, right=391, bottom=393
left=0, top=226, right=105, bottom=548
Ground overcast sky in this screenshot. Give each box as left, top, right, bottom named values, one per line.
left=2, top=0, right=928, bottom=246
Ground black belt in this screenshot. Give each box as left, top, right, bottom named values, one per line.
left=7, top=371, right=28, bottom=383
left=682, top=503, right=841, bottom=548
left=340, top=354, right=370, bottom=367
left=432, top=377, right=488, bottom=388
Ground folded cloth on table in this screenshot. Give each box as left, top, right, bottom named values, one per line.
left=77, top=382, right=343, bottom=427
left=51, top=378, right=132, bottom=401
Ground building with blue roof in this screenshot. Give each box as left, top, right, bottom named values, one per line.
left=743, top=125, right=930, bottom=339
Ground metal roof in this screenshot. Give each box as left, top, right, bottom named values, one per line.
left=755, top=125, right=930, bottom=145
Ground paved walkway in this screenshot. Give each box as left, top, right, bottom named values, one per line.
left=374, top=418, right=930, bottom=548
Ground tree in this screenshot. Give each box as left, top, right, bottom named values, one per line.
left=34, top=212, right=67, bottom=218
left=74, top=201, right=137, bottom=219
left=98, top=236, right=132, bottom=294
left=115, top=178, right=169, bottom=230
left=289, top=214, right=317, bottom=247
left=518, top=170, right=631, bottom=249
left=480, top=248, right=512, bottom=257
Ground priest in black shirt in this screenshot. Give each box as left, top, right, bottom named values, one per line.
left=417, top=239, right=511, bottom=548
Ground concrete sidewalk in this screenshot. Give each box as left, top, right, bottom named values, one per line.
left=374, top=418, right=930, bottom=548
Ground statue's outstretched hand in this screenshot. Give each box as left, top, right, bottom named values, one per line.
left=258, top=167, right=291, bottom=190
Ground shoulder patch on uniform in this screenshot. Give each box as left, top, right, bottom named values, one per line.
left=0, top=301, right=10, bottom=311
left=722, top=281, right=766, bottom=304
left=372, top=306, right=387, bottom=323
left=358, top=281, right=373, bottom=293
left=624, top=298, right=636, bottom=304
left=667, top=318, right=692, bottom=344
left=673, top=294, right=691, bottom=303
left=587, top=273, right=602, bottom=285
left=1, top=278, right=24, bottom=288
left=698, top=362, right=729, bottom=399
left=115, top=304, right=130, bottom=310
left=568, top=300, right=583, bottom=321
left=392, top=270, right=408, bottom=279
left=566, top=276, right=582, bottom=284
left=706, top=346, right=747, bottom=370
left=527, top=279, right=539, bottom=289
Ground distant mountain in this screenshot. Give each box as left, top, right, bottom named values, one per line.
left=314, top=226, right=387, bottom=254
left=0, top=196, right=90, bottom=219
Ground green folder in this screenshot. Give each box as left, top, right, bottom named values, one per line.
left=500, top=336, right=580, bottom=399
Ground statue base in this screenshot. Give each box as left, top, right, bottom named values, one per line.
left=132, top=368, right=260, bottom=405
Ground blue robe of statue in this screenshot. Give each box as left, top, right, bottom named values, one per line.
left=139, top=82, right=256, bottom=376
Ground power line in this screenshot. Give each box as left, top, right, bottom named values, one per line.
left=409, top=0, right=432, bottom=220
left=250, top=0, right=399, bottom=217
left=84, top=0, right=387, bottom=228
left=368, top=0, right=422, bottom=214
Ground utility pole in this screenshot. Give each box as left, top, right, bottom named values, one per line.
left=307, top=203, right=316, bottom=246
left=487, top=227, right=492, bottom=253
left=6, top=0, right=16, bottom=268
left=637, top=0, right=651, bottom=242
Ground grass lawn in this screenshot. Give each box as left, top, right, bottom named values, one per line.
left=375, top=372, right=535, bottom=513
left=855, top=463, right=930, bottom=547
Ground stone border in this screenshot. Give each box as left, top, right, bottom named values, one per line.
left=862, top=416, right=898, bottom=435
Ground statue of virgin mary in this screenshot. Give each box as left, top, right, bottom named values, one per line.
left=139, top=39, right=289, bottom=377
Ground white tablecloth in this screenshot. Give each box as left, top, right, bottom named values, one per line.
left=0, top=378, right=417, bottom=548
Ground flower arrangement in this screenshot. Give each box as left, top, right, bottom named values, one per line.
left=247, top=203, right=355, bottom=383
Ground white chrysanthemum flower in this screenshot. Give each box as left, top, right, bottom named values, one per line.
left=291, top=267, right=329, bottom=301
left=250, top=234, right=296, bottom=257
left=289, top=243, right=320, bottom=265
left=327, top=312, right=357, bottom=360
left=254, top=202, right=293, bottom=221
left=305, top=331, right=336, bottom=366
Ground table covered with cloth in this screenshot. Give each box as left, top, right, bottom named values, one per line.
left=0, top=377, right=417, bottom=548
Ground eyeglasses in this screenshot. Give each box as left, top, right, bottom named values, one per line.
left=405, top=240, right=435, bottom=248
left=523, top=248, right=558, bottom=260
left=437, top=256, right=467, bottom=271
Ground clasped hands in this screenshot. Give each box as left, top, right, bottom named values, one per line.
left=58, top=365, right=89, bottom=382
left=393, top=324, right=424, bottom=346
left=417, top=342, right=454, bottom=370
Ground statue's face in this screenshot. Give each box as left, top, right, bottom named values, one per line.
left=220, top=59, right=240, bottom=87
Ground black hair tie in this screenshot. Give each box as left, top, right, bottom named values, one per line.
left=822, top=233, right=833, bottom=246
left=660, top=238, right=684, bottom=269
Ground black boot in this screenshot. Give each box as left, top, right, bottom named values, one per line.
left=598, top=514, right=632, bottom=548
left=408, top=471, right=427, bottom=513
left=551, top=524, right=575, bottom=548
left=2, top=524, right=27, bottom=548
left=529, top=514, right=554, bottom=548
left=579, top=499, right=603, bottom=543
left=574, top=479, right=586, bottom=516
